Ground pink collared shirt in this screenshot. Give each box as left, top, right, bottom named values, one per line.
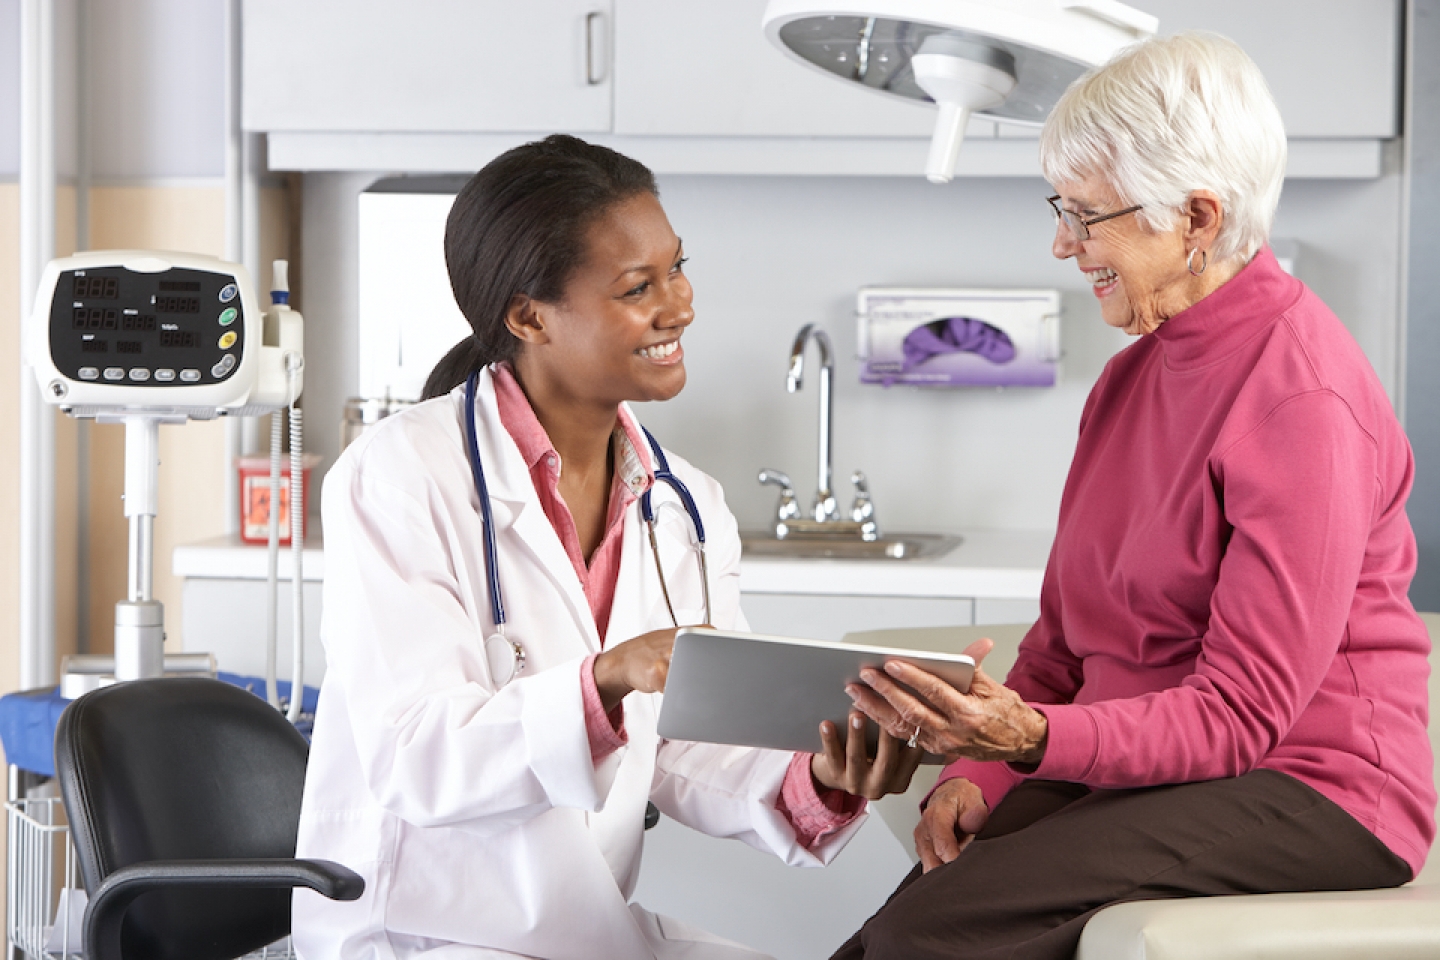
left=490, top=363, right=859, bottom=847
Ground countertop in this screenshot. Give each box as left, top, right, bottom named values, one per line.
left=735, top=528, right=1050, bottom=599
left=174, top=528, right=1052, bottom=600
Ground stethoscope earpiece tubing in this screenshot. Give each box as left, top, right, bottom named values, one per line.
left=465, top=370, right=712, bottom=668
left=640, top=426, right=705, bottom=546
left=466, top=372, right=508, bottom=629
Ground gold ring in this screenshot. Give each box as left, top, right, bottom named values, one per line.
left=907, top=725, right=921, bottom=749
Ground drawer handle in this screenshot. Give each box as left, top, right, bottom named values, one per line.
left=585, top=11, right=607, bottom=86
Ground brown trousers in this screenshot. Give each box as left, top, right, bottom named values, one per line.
left=831, top=770, right=1411, bottom=960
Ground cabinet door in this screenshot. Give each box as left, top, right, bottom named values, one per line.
left=243, top=0, right=613, bottom=133
left=616, top=0, right=1397, bottom=141
left=1133, top=0, right=1400, bottom=138
left=613, top=0, right=992, bottom=138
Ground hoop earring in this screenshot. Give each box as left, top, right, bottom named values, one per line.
left=1187, top=248, right=1208, bottom=277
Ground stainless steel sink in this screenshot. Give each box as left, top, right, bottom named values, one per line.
left=740, top=532, right=962, bottom=561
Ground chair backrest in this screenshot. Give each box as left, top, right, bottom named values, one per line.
left=55, top=677, right=310, bottom=960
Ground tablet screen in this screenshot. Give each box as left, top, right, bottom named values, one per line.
left=656, top=627, right=975, bottom=760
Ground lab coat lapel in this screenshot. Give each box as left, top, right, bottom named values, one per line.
left=468, top=368, right=602, bottom=655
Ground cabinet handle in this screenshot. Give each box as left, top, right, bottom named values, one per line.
left=585, top=11, right=607, bottom=86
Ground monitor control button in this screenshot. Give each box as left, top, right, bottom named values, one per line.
left=78, top=367, right=100, bottom=381
left=154, top=368, right=176, bottom=382
left=128, top=368, right=151, bottom=382
left=219, top=283, right=238, bottom=303
left=218, top=307, right=238, bottom=326
left=103, top=367, right=125, bottom=381
left=180, top=369, right=201, bottom=382
left=211, top=354, right=237, bottom=378
left=218, top=331, right=238, bottom=350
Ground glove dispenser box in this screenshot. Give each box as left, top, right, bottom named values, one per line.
left=857, top=288, right=1061, bottom=387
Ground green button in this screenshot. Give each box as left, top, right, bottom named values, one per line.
left=218, top=331, right=238, bottom=350
left=218, top=307, right=238, bottom=326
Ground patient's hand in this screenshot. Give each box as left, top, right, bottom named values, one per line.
left=916, top=777, right=989, bottom=872
left=810, top=710, right=925, bottom=800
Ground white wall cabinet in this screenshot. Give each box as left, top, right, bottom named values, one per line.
left=243, top=0, right=614, bottom=134
left=612, top=0, right=991, bottom=139
left=615, top=0, right=1399, bottom=140
left=245, top=0, right=1400, bottom=177
left=246, top=0, right=1399, bottom=141
left=1139, top=0, right=1400, bottom=139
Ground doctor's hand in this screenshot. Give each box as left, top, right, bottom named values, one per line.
left=593, top=627, right=680, bottom=713
left=915, top=776, right=989, bottom=873
left=849, top=638, right=1048, bottom=766
left=810, top=710, right=925, bottom=800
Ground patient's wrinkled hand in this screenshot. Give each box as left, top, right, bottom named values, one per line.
left=849, top=637, right=1049, bottom=766
left=916, top=777, right=989, bottom=872
left=810, top=710, right=925, bottom=800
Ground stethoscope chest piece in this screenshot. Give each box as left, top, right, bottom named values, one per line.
left=485, top=633, right=525, bottom=686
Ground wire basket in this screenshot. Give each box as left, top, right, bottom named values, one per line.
left=6, top=797, right=81, bottom=960
left=5, top=796, right=296, bottom=960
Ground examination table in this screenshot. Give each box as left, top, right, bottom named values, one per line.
left=851, top=617, right=1440, bottom=960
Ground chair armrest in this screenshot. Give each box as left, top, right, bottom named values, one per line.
left=1076, top=884, right=1440, bottom=960
left=85, top=858, right=364, bottom=960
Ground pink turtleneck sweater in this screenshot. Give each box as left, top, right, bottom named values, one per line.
left=938, top=247, right=1435, bottom=875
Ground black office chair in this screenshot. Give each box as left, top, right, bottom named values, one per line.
left=55, top=677, right=364, bottom=960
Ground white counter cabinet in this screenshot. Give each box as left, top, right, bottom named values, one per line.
left=172, top=528, right=1048, bottom=681
left=172, top=533, right=328, bottom=684
left=739, top=528, right=1049, bottom=639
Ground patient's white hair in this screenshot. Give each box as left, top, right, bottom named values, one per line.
left=1039, top=32, right=1286, bottom=264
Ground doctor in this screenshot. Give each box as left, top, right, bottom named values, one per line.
left=293, top=134, right=923, bottom=960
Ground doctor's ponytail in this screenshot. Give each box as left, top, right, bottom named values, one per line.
left=421, top=135, right=659, bottom=401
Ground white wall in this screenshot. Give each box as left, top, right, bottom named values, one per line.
left=306, top=167, right=1406, bottom=538
left=0, top=0, right=225, bottom=181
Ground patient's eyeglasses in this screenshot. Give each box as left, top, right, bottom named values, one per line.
left=1047, top=195, right=1142, bottom=241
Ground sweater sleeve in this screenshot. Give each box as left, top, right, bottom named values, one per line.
left=1032, top=390, right=1378, bottom=788
left=933, top=556, right=1086, bottom=807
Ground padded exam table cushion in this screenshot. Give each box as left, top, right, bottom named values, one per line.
left=1075, top=885, right=1440, bottom=960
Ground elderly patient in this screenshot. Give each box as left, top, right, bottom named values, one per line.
left=834, top=32, right=1435, bottom=960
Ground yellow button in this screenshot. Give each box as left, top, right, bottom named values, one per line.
left=218, top=331, right=237, bottom=349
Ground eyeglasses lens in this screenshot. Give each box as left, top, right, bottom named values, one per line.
left=1048, top=198, right=1089, bottom=241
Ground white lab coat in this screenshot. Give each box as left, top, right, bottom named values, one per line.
left=293, top=368, right=865, bottom=960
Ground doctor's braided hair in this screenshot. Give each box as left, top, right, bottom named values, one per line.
left=421, top=134, right=660, bottom=400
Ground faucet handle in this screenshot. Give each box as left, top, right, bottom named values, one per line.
left=849, top=470, right=875, bottom=524
left=758, top=468, right=801, bottom=523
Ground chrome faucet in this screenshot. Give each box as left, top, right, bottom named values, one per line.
left=758, top=324, right=879, bottom=541
left=787, top=323, right=838, bottom=522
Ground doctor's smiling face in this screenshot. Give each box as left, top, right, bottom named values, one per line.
left=509, top=191, right=694, bottom=410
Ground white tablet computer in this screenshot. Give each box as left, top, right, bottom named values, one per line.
left=656, top=627, right=975, bottom=761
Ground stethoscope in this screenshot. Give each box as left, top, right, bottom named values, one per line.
left=464, top=370, right=712, bottom=684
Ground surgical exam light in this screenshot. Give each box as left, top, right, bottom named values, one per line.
left=761, top=0, right=1157, bottom=182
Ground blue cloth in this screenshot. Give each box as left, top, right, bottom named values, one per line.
left=0, top=673, right=320, bottom=778
left=0, top=686, right=70, bottom=779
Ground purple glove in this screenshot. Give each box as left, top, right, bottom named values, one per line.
left=902, top=317, right=1016, bottom=370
